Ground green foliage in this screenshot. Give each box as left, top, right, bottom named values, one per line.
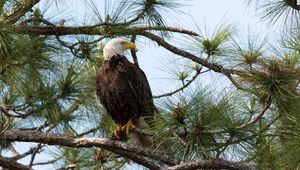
left=2, top=0, right=300, bottom=169
left=238, top=59, right=299, bottom=106
left=152, top=88, right=242, bottom=161
left=250, top=0, right=300, bottom=27
left=191, top=24, right=233, bottom=58
left=229, top=30, right=266, bottom=69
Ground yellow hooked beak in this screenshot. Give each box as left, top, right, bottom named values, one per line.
left=123, top=42, right=136, bottom=50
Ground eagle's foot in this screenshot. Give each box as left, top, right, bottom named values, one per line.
left=122, top=119, right=136, bottom=135
left=112, top=124, right=123, bottom=140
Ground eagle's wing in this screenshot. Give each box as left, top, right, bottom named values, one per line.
left=96, top=57, right=154, bottom=125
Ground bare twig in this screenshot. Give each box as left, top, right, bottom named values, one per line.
left=154, top=68, right=205, bottom=98
left=10, top=148, right=36, bottom=161
left=130, top=35, right=139, bottom=67
left=32, top=157, right=61, bottom=166
left=18, top=122, right=49, bottom=131
left=78, top=126, right=102, bottom=136
left=0, top=155, right=32, bottom=170
left=28, top=144, right=43, bottom=168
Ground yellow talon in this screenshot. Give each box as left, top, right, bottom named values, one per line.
left=112, top=124, right=122, bottom=140
left=122, top=119, right=136, bottom=135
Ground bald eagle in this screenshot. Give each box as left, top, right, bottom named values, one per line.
left=96, top=38, right=155, bottom=146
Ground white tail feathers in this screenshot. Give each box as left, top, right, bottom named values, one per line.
left=130, top=117, right=152, bottom=147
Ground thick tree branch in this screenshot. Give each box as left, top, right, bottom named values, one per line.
left=0, top=155, right=32, bottom=170
left=2, top=130, right=179, bottom=166
left=165, top=159, right=254, bottom=170
left=8, top=24, right=199, bottom=36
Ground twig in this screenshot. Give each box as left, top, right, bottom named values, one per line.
left=206, top=100, right=272, bottom=135
left=77, top=126, right=100, bottom=136
left=28, top=144, right=43, bottom=168
left=18, top=122, right=49, bottom=131
left=235, top=101, right=271, bottom=129
left=10, top=148, right=36, bottom=160
left=130, top=35, right=139, bottom=67
left=154, top=68, right=204, bottom=98
left=32, top=157, right=61, bottom=166
left=0, top=155, right=32, bottom=170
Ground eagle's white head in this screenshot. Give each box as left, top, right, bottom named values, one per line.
left=103, top=38, right=136, bottom=60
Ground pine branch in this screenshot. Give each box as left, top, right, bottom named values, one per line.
left=0, top=155, right=32, bottom=170
left=137, top=31, right=245, bottom=80
left=1, top=129, right=254, bottom=169
left=8, top=22, right=199, bottom=36
left=2, top=129, right=179, bottom=166
left=165, top=159, right=254, bottom=170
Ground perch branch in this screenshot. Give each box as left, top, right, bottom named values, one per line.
left=2, top=130, right=179, bottom=166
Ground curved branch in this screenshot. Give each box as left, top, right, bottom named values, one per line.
left=154, top=68, right=205, bottom=98
left=137, top=31, right=240, bottom=75
left=2, top=130, right=179, bottom=166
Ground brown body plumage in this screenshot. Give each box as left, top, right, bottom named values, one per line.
left=96, top=54, right=155, bottom=145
